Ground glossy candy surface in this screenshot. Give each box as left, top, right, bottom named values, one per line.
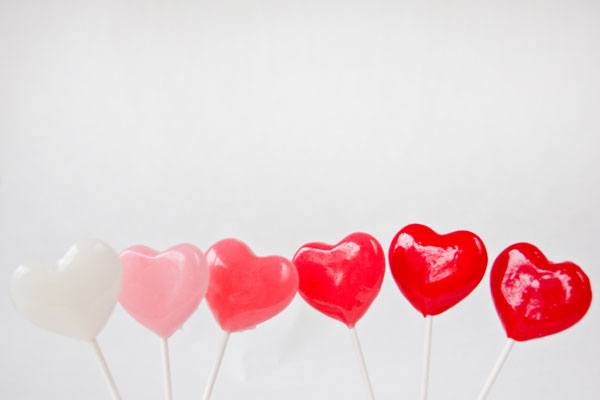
left=388, top=224, right=488, bottom=316
left=10, top=239, right=122, bottom=341
left=205, top=239, right=298, bottom=333
left=119, top=244, right=209, bottom=338
left=292, top=232, right=385, bottom=328
left=491, top=242, right=592, bottom=341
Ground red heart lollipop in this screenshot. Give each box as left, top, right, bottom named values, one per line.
left=490, top=242, right=592, bottom=341
left=205, top=239, right=298, bottom=333
left=292, top=232, right=385, bottom=328
left=388, top=224, right=488, bottom=316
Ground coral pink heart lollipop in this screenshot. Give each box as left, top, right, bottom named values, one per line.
left=292, top=232, right=385, bottom=400
left=205, top=239, right=298, bottom=333
left=478, top=243, right=592, bottom=400
left=119, top=243, right=209, bottom=400
left=202, top=238, right=298, bottom=399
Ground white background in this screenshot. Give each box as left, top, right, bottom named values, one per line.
left=1, top=0, right=599, bottom=399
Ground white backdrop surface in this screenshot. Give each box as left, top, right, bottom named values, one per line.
left=1, top=0, right=599, bottom=399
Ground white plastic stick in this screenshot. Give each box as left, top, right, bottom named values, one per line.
left=477, top=339, right=515, bottom=400
left=421, top=315, right=433, bottom=400
left=90, top=338, right=122, bottom=400
left=161, top=338, right=173, bottom=400
left=202, top=331, right=230, bottom=400
left=349, top=327, right=375, bottom=400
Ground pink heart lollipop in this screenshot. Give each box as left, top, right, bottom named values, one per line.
left=119, top=244, right=209, bottom=338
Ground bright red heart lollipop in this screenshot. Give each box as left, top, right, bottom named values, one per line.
left=205, top=239, right=298, bottom=333
left=490, top=242, right=592, bottom=341
left=292, top=232, right=385, bottom=328
left=388, top=224, right=488, bottom=316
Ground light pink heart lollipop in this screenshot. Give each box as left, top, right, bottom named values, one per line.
left=119, top=244, right=209, bottom=338
left=120, top=243, right=209, bottom=398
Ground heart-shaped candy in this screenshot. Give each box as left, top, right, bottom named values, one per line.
left=10, top=239, right=122, bottom=341
left=119, top=244, right=209, bottom=338
left=292, top=232, right=385, bottom=328
left=491, top=242, right=592, bottom=341
left=205, top=239, right=298, bottom=333
left=388, top=224, right=488, bottom=316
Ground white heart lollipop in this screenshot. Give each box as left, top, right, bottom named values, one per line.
left=11, top=239, right=122, bottom=340
left=11, top=239, right=123, bottom=399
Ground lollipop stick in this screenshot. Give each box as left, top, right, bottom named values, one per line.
left=421, top=315, right=433, bottom=400
left=161, top=338, right=173, bottom=400
left=202, top=331, right=230, bottom=400
left=90, top=338, right=122, bottom=400
left=476, top=339, right=515, bottom=400
left=349, top=327, right=375, bottom=400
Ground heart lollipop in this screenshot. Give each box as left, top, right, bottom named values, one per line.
left=477, top=243, right=592, bottom=400
left=388, top=224, right=488, bottom=400
left=119, top=243, right=209, bottom=400
left=10, top=239, right=123, bottom=399
left=292, top=232, right=385, bottom=400
left=388, top=223, right=488, bottom=316
left=491, top=242, right=592, bottom=341
left=120, top=244, right=209, bottom=338
left=202, top=238, right=298, bottom=399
